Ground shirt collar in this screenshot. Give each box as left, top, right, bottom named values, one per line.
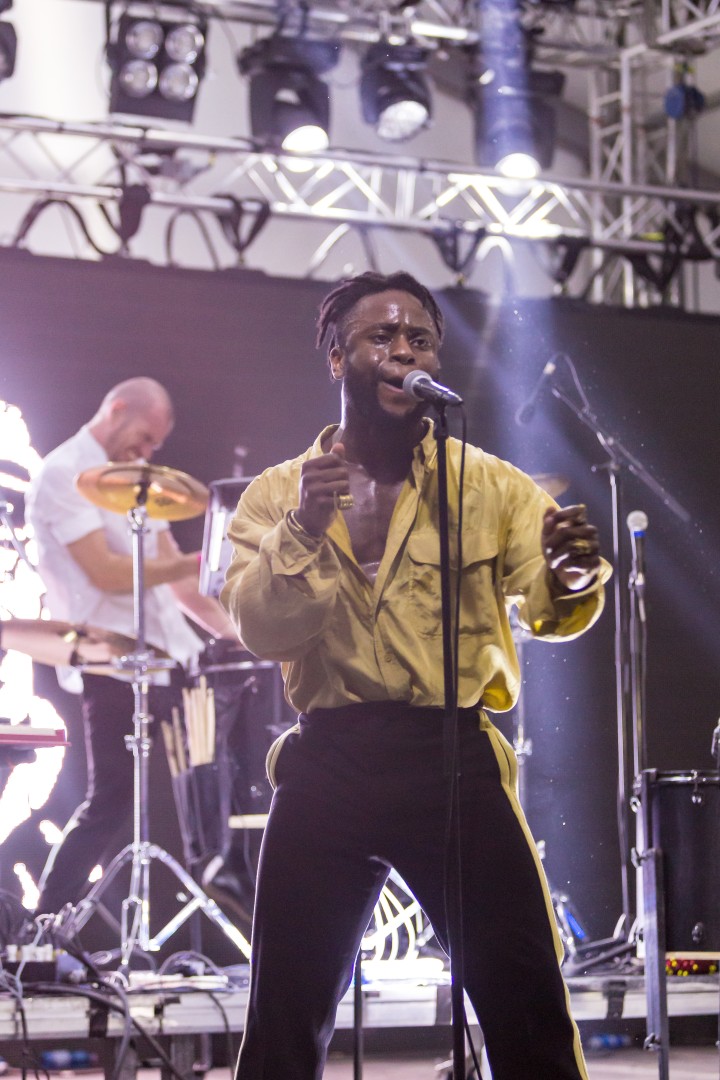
left=312, top=419, right=437, bottom=469
left=78, top=424, right=110, bottom=465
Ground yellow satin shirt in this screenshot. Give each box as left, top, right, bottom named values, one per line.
left=221, top=424, right=612, bottom=714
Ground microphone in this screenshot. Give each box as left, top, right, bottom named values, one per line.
left=403, top=370, right=464, bottom=407
left=627, top=509, right=648, bottom=620
left=514, top=359, right=557, bottom=426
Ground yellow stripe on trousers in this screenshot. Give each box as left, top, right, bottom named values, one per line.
left=482, top=714, right=590, bottom=1080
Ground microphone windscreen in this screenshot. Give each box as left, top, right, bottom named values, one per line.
left=402, top=370, right=430, bottom=399
left=627, top=510, right=648, bottom=533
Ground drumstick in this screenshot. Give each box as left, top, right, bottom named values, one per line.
left=183, top=687, right=193, bottom=765
left=160, top=721, right=179, bottom=778
left=194, top=678, right=205, bottom=765
left=172, top=705, right=187, bottom=773
left=183, top=686, right=199, bottom=767
left=206, top=687, right=215, bottom=764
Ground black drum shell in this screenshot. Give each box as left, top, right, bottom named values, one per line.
left=189, top=647, right=295, bottom=815
left=646, top=770, right=720, bottom=953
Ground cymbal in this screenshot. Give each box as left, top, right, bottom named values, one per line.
left=0, top=618, right=172, bottom=674
left=75, top=462, right=209, bottom=521
left=532, top=473, right=569, bottom=500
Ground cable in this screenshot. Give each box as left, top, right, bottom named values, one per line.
left=11, top=198, right=115, bottom=256
left=158, top=951, right=226, bottom=978
left=206, top=989, right=236, bottom=1078
left=165, top=209, right=221, bottom=270
left=29, top=984, right=193, bottom=1080
left=0, top=963, right=46, bottom=1080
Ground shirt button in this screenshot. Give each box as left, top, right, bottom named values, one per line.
left=384, top=653, right=394, bottom=663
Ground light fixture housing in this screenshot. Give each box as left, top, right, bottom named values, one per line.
left=108, top=13, right=207, bottom=122
left=470, top=67, right=565, bottom=177
left=360, top=42, right=432, bottom=143
left=238, top=36, right=340, bottom=153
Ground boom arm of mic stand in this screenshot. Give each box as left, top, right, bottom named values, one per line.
left=548, top=382, right=691, bottom=965
left=547, top=384, right=634, bottom=938
left=548, top=386, right=691, bottom=524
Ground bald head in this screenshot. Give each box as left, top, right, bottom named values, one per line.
left=98, top=377, right=174, bottom=424
left=90, top=377, right=175, bottom=462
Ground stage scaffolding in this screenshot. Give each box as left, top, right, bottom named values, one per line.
left=0, top=0, right=719, bottom=305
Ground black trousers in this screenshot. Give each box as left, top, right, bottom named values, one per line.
left=37, top=674, right=181, bottom=915
left=236, top=703, right=588, bottom=1080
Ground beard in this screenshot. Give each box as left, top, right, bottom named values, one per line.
left=342, top=363, right=424, bottom=431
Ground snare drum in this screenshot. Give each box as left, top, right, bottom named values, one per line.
left=642, top=769, right=720, bottom=952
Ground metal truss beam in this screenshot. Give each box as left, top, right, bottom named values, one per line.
left=1, top=1, right=720, bottom=303
left=0, top=115, right=719, bottom=292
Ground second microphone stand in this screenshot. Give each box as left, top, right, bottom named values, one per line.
left=548, top=372, right=689, bottom=976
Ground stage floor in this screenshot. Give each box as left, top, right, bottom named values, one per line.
left=326, top=1047, right=718, bottom=1077
left=0, top=1048, right=715, bottom=1078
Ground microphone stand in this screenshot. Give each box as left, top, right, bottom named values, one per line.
left=548, top=380, right=690, bottom=973
left=433, top=403, right=467, bottom=1080
left=628, top=525, right=648, bottom=783
left=627, top=522, right=671, bottom=1079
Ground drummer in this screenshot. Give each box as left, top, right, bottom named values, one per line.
left=25, top=377, right=234, bottom=917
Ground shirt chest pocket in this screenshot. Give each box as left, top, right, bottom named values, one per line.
left=405, top=528, right=500, bottom=638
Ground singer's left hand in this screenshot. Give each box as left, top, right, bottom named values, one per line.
left=542, top=504, right=601, bottom=592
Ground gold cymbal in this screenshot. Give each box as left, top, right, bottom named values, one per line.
left=532, top=473, right=570, bottom=500
left=76, top=462, right=209, bottom=521
left=1, top=618, right=172, bottom=673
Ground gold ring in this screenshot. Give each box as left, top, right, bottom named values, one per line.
left=334, top=493, right=354, bottom=511
left=573, top=539, right=592, bottom=555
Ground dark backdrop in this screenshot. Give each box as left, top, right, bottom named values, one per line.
left=1, top=248, right=718, bottom=958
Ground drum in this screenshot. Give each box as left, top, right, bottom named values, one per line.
left=189, top=640, right=295, bottom=816
left=198, top=477, right=255, bottom=598
left=643, top=769, right=720, bottom=952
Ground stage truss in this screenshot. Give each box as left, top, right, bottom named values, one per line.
left=0, top=0, right=719, bottom=306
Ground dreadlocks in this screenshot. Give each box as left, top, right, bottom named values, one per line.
left=315, top=271, right=445, bottom=354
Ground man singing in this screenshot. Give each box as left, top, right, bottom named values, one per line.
left=222, top=271, right=612, bottom=1080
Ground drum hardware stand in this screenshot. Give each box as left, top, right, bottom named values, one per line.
left=625, top=512, right=673, bottom=1080
left=711, top=719, right=720, bottom=1073
left=510, top=621, right=533, bottom=812
left=64, top=496, right=251, bottom=968
left=0, top=498, right=36, bottom=576
left=510, top=616, right=596, bottom=964
left=545, top=363, right=690, bottom=976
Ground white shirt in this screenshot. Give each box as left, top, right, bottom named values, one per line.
left=25, top=425, right=202, bottom=691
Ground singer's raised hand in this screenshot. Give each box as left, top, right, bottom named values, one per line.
left=542, top=503, right=601, bottom=592
left=294, top=442, right=351, bottom=537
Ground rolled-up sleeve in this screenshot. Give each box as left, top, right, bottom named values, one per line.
left=499, top=466, right=612, bottom=642
left=220, top=472, right=343, bottom=661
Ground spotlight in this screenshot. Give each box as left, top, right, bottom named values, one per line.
left=360, top=42, right=431, bottom=143
left=108, top=13, right=207, bottom=122
left=0, top=0, right=16, bottom=85
left=238, top=36, right=340, bottom=154
left=471, top=69, right=564, bottom=178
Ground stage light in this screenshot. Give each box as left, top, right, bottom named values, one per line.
left=471, top=70, right=564, bottom=178
left=360, top=42, right=431, bottom=143
left=238, top=35, right=340, bottom=154
left=108, top=13, right=207, bottom=122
